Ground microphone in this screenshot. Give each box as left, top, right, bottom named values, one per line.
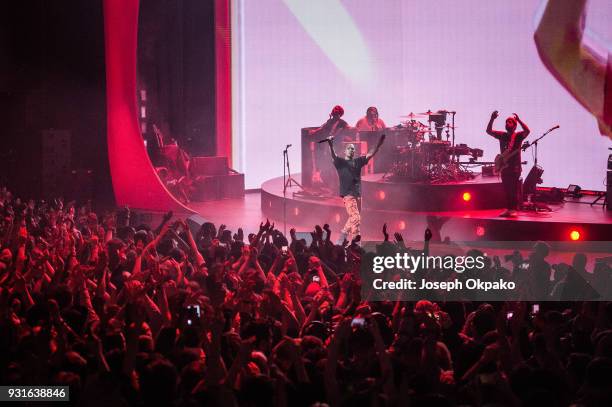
left=286, top=144, right=292, bottom=148
left=548, top=125, right=560, bottom=132
left=317, top=137, right=332, bottom=144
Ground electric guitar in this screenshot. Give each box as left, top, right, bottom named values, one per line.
left=494, top=141, right=530, bottom=173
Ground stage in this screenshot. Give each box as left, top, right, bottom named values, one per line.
left=260, top=173, right=612, bottom=241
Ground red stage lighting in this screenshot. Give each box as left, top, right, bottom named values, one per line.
left=476, top=226, right=486, bottom=237
left=377, top=190, right=386, bottom=200
left=462, top=192, right=472, bottom=202
left=569, top=230, right=581, bottom=241
left=293, top=207, right=300, bottom=216
left=334, top=213, right=341, bottom=223
left=398, top=220, right=406, bottom=230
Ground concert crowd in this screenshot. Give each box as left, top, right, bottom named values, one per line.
left=1, top=187, right=612, bottom=407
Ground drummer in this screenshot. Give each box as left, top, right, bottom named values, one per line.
left=355, top=106, right=386, bottom=131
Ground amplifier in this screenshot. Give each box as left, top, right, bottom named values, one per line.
left=607, top=170, right=612, bottom=210
left=482, top=165, right=495, bottom=177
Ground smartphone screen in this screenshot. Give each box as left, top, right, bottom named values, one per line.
left=351, top=318, right=365, bottom=328
left=187, top=304, right=201, bottom=317
left=186, top=304, right=201, bottom=326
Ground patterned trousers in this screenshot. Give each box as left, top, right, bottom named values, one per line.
left=341, top=195, right=361, bottom=240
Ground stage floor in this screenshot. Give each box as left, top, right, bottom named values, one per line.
left=259, top=174, right=612, bottom=241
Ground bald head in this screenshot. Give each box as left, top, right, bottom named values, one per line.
left=345, top=144, right=356, bottom=159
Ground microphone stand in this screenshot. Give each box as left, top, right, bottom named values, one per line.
left=520, top=126, right=558, bottom=211
left=283, top=144, right=302, bottom=236
left=526, top=126, right=558, bottom=167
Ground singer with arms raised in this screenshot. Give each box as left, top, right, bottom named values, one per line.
left=487, top=111, right=530, bottom=217
left=326, top=133, right=385, bottom=243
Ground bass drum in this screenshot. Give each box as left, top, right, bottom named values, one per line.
left=420, top=141, right=450, bottom=164
left=390, top=146, right=427, bottom=181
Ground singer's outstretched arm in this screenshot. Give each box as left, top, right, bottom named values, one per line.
left=366, top=134, right=386, bottom=161
left=327, top=137, right=338, bottom=161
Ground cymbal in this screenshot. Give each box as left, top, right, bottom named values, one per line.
left=417, top=110, right=448, bottom=115
left=400, top=112, right=428, bottom=118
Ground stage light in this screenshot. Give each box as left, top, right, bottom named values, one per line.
left=475, top=226, right=486, bottom=237
left=334, top=213, right=341, bottom=223
left=569, top=230, right=581, bottom=241
left=377, top=190, right=386, bottom=200
left=294, top=207, right=300, bottom=216
left=462, top=192, right=472, bottom=202
left=398, top=220, right=406, bottom=230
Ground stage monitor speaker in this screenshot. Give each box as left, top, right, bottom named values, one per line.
left=523, top=165, right=544, bottom=196
left=186, top=214, right=211, bottom=235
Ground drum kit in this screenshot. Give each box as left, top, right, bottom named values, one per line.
left=388, top=110, right=483, bottom=183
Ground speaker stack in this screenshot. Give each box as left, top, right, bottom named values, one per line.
left=607, top=154, right=612, bottom=210
left=41, top=129, right=71, bottom=199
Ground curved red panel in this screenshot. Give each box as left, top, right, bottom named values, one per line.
left=103, top=0, right=193, bottom=213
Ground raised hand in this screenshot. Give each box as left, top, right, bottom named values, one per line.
left=424, top=228, right=432, bottom=242
left=315, top=225, right=324, bottom=240
left=394, top=232, right=404, bottom=243
left=323, top=224, right=331, bottom=241
left=340, top=273, right=353, bottom=293
left=382, top=223, right=389, bottom=241
left=491, top=110, right=499, bottom=120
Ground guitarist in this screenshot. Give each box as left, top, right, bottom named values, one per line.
left=487, top=110, right=530, bottom=217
